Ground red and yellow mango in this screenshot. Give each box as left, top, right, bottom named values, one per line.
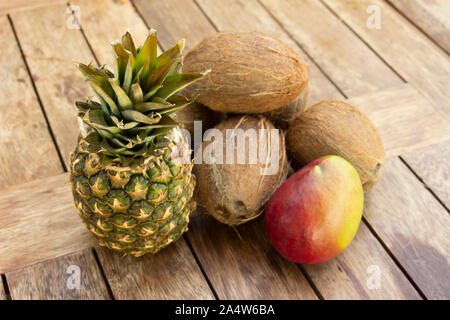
left=265, top=155, right=364, bottom=264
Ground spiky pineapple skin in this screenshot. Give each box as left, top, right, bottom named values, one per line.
left=69, top=130, right=195, bottom=257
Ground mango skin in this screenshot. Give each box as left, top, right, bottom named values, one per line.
left=265, top=155, right=364, bottom=264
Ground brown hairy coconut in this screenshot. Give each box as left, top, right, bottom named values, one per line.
left=173, top=101, right=224, bottom=138
left=264, top=83, right=310, bottom=128
left=195, top=115, right=289, bottom=225
left=183, top=31, right=309, bottom=114
left=287, top=100, right=385, bottom=190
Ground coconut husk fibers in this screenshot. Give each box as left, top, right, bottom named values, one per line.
left=264, top=82, right=310, bottom=129
left=183, top=31, right=309, bottom=114
left=286, top=100, right=385, bottom=190
left=173, top=101, right=225, bottom=138
left=195, top=115, right=289, bottom=225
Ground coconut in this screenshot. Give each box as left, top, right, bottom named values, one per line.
left=195, top=115, right=289, bottom=225
left=286, top=100, right=385, bottom=190
left=173, top=101, right=224, bottom=139
left=183, top=31, right=309, bottom=114
left=264, top=83, right=310, bottom=128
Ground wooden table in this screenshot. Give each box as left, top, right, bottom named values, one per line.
left=0, top=0, right=448, bottom=300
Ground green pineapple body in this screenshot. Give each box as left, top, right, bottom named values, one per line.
left=70, top=130, right=195, bottom=257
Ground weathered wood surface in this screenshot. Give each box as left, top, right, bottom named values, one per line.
left=187, top=214, right=318, bottom=300
left=303, top=223, right=421, bottom=300
left=135, top=0, right=319, bottom=300
left=259, top=0, right=403, bottom=97
left=0, top=278, right=6, bottom=300
left=364, top=158, right=450, bottom=300
left=10, top=3, right=92, bottom=165
left=7, top=249, right=110, bottom=300
left=0, top=0, right=66, bottom=14
left=137, top=0, right=343, bottom=105
left=402, top=140, right=450, bottom=209
left=387, top=0, right=450, bottom=54
left=0, top=85, right=437, bottom=296
left=137, top=0, right=428, bottom=298
left=257, top=3, right=450, bottom=297
left=348, top=85, right=450, bottom=158
left=321, top=0, right=450, bottom=121
left=320, top=0, right=450, bottom=210
left=0, top=0, right=449, bottom=300
left=0, top=16, right=62, bottom=189
left=71, top=0, right=149, bottom=68
left=0, top=173, right=96, bottom=274
left=96, top=243, right=214, bottom=300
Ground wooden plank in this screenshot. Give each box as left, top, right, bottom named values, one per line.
left=10, top=3, right=93, bottom=165
left=364, top=157, right=450, bottom=300
left=7, top=249, right=110, bottom=300
left=71, top=0, right=149, bottom=68
left=0, top=16, right=62, bottom=189
left=0, top=277, right=6, bottom=300
left=134, top=0, right=319, bottom=299
left=136, top=0, right=343, bottom=105
left=0, top=173, right=96, bottom=274
left=186, top=215, right=314, bottom=299
left=259, top=0, right=403, bottom=97
left=402, top=140, right=450, bottom=209
left=133, top=0, right=215, bottom=50
left=0, top=0, right=67, bottom=14
left=303, top=223, right=421, bottom=300
left=1, top=9, right=106, bottom=300
left=348, top=84, right=450, bottom=158
left=387, top=0, right=450, bottom=54
left=321, top=0, right=450, bottom=121
left=0, top=85, right=443, bottom=298
left=138, top=0, right=442, bottom=299
left=258, top=1, right=450, bottom=298
left=66, top=0, right=214, bottom=300
left=192, top=1, right=450, bottom=157
left=95, top=242, right=214, bottom=300
left=319, top=0, right=450, bottom=210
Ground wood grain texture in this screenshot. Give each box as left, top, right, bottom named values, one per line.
left=10, top=4, right=93, bottom=165
left=321, top=0, right=450, bottom=121
left=7, top=249, right=110, bottom=300
left=136, top=0, right=317, bottom=299
left=95, top=242, right=214, bottom=300
left=348, top=84, right=450, bottom=158
left=259, top=0, right=403, bottom=97
left=303, top=223, right=421, bottom=300
left=186, top=214, right=318, bottom=299
left=364, top=158, right=450, bottom=300
left=402, top=140, right=450, bottom=209
left=135, top=0, right=428, bottom=300
left=71, top=0, right=149, bottom=67
left=260, top=4, right=450, bottom=298
left=0, top=0, right=67, bottom=14
left=0, top=16, right=62, bottom=189
left=133, top=0, right=215, bottom=51
left=0, top=278, right=6, bottom=300
left=0, top=173, right=96, bottom=274
left=137, top=0, right=343, bottom=105
left=387, top=0, right=450, bottom=54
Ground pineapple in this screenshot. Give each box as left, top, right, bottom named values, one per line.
left=69, top=30, right=207, bottom=257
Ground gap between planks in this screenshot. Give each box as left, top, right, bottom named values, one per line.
left=1, top=0, right=446, bottom=300
left=136, top=1, right=428, bottom=300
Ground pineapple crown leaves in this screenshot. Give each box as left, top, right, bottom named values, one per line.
left=75, top=30, right=209, bottom=161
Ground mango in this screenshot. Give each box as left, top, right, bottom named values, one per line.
left=265, top=155, right=364, bottom=264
